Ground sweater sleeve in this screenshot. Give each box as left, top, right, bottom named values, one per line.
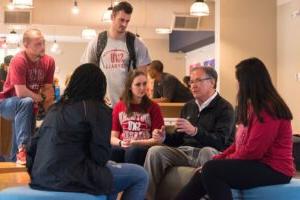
left=149, top=102, right=164, bottom=132
left=227, top=112, right=280, bottom=160
left=213, top=143, right=236, bottom=159
left=112, top=102, right=122, bottom=132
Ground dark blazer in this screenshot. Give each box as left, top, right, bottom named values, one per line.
left=27, top=100, right=113, bottom=195
left=165, top=94, right=235, bottom=151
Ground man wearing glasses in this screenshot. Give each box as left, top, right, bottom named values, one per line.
left=144, top=66, right=236, bottom=200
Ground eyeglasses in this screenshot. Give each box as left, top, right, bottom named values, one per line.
left=189, top=77, right=211, bottom=85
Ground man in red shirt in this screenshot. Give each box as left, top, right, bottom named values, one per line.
left=0, top=28, right=55, bottom=164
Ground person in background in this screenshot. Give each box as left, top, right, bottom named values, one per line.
left=0, top=28, right=55, bottom=164
left=175, top=58, right=295, bottom=200
left=110, top=70, right=165, bottom=166
left=0, top=55, right=13, bottom=91
left=183, top=75, right=191, bottom=89
left=53, top=77, right=60, bottom=102
left=144, top=66, right=235, bottom=200
left=81, top=1, right=151, bottom=107
left=27, top=63, right=149, bottom=200
left=148, top=60, right=193, bottom=103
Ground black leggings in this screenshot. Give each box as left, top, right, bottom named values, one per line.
left=175, top=159, right=291, bottom=200
left=110, top=146, right=149, bottom=166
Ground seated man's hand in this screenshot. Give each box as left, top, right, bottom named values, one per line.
left=152, top=126, right=166, bottom=143
left=175, top=118, right=197, bottom=136
left=40, top=85, right=54, bottom=111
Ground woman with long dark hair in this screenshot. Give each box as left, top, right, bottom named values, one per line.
left=27, top=63, right=149, bottom=200
left=110, top=70, right=165, bottom=166
left=175, top=57, right=295, bottom=200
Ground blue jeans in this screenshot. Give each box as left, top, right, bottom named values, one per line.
left=0, top=97, right=34, bottom=160
left=107, top=162, right=149, bottom=200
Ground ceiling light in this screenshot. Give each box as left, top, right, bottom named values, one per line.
left=72, top=0, right=80, bottom=15
left=6, top=30, right=20, bottom=44
left=82, top=28, right=97, bottom=40
left=7, top=0, right=14, bottom=10
left=155, top=28, right=172, bottom=34
left=50, top=40, right=62, bottom=55
left=190, top=0, right=209, bottom=16
left=12, top=0, right=33, bottom=9
left=1, top=40, right=8, bottom=49
left=102, top=7, right=113, bottom=23
left=102, top=0, right=113, bottom=23
left=113, top=0, right=120, bottom=6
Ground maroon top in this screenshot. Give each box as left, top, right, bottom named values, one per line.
left=214, top=109, right=295, bottom=177
left=0, top=51, right=55, bottom=100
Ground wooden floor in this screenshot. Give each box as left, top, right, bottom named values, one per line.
left=0, top=162, right=27, bottom=173
left=0, top=172, right=30, bottom=190
left=0, top=162, right=29, bottom=190
left=0, top=161, right=299, bottom=192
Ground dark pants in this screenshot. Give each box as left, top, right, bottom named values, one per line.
left=175, top=159, right=291, bottom=200
left=111, top=146, right=149, bottom=166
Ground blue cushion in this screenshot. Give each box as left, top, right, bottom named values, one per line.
left=0, top=186, right=107, bottom=200
left=232, top=178, right=300, bottom=200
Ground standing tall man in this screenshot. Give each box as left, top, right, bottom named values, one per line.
left=81, top=1, right=151, bottom=106
left=0, top=28, right=55, bottom=164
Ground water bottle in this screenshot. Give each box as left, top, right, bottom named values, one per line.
left=54, top=86, right=60, bottom=102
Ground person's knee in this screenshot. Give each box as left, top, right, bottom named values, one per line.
left=133, top=164, right=149, bottom=184
left=199, top=147, right=218, bottom=166
left=19, top=97, right=34, bottom=109
left=201, top=160, right=218, bottom=180
left=147, top=146, right=166, bottom=158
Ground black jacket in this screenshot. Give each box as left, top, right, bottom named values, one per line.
left=165, top=94, right=235, bottom=151
left=27, top=100, right=113, bottom=195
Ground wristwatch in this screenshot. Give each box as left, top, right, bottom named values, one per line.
left=119, top=140, right=122, bottom=147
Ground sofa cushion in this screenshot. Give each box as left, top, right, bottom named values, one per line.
left=156, top=166, right=300, bottom=200
left=232, top=178, right=300, bottom=200
left=0, top=186, right=107, bottom=200
left=157, top=166, right=196, bottom=200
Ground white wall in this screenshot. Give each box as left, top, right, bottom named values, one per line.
left=46, top=41, right=87, bottom=91
left=44, top=38, right=185, bottom=91
left=218, top=0, right=277, bottom=105
left=185, top=44, right=215, bottom=75
left=144, top=39, right=185, bottom=80
left=277, top=0, right=300, bottom=133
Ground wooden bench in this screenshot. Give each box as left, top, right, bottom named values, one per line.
left=0, top=172, right=30, bottom=191
left=158, top=103, right=184, bottom=118
left=0, top=117, right=12, bottom=157
left=0, top=162, right=26, bottom=174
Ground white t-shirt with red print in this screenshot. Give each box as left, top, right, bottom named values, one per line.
left=81, top=35, right=151, bottom=106
left=112, top=101, right=164, bottom=141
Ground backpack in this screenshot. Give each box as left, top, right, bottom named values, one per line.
left=96, top=31, right=137, bottom=71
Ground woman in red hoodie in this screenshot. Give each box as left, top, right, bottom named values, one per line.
left=175, top=57, right=295, bottom=200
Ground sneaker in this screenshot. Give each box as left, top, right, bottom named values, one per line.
left=16, top=147, right=27, bottom=165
